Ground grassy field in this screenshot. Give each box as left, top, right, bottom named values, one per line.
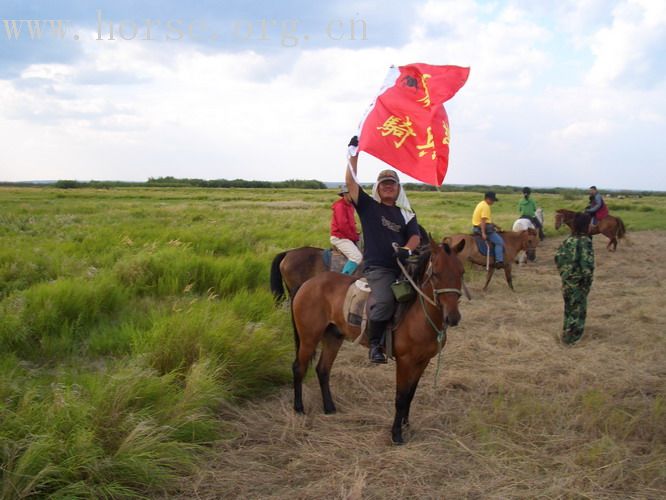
left=1, top=186, right=665, bottom=498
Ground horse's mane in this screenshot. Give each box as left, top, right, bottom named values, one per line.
left=414, top=246, right=432, bottom=285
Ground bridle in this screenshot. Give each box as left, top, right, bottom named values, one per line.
left=394, top=248, right=470, bottom=310
left=394, top=247, right=468, bottom=386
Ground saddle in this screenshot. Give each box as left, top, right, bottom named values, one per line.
left=342, top=270, right=417, bottom=361
left=322, top=248, right=347, bottom=273
left=342, top=279, right=394, bottom=360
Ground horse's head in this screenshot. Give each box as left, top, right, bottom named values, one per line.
left=554, top=211, right=563, bottom=230
left=427, top=238, right=466, bottom=326
left=523, top=228, right=539, bottom=261
left=555, top=209, right=577, bottom=231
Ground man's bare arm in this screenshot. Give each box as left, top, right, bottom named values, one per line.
left=480, top=218, right=488, bottom=240
left=405, top=234, right=421, bottom=252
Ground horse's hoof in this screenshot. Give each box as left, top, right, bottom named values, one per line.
left=294, top=404, right=305, bottom=414
left=324, top=406, right=337, bottom=415
left=391, top=434, right=405, bottom=445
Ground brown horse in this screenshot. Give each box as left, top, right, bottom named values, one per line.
left=447, top=229, right=539, bottom=291
left=291, top=238, right=466, bottom=444
left=555, top=209, right=626, bottom=251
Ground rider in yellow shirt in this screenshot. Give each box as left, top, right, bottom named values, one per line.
left=472, top=191, right=505, bottom=268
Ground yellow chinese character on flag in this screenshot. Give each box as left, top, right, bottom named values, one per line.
left=377, top=115, right=416, bottom=148
left=442, top=121, right=450, bottom=145
left=417, top=74, right=432, bottom=107
left=416, top=126, right=436, bottom=160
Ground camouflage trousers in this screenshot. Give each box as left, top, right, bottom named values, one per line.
left=561, top=278, right=591, bottom=344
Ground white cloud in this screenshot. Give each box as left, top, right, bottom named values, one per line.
left=551, top=118, right=614, bottom=140
left=0, top=1, right=664, bottom=190
left=586, top=0, right=666, bottom=86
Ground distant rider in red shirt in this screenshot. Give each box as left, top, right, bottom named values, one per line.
left=330, top=185, right=362, bottom=275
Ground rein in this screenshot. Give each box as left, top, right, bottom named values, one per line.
left=395, top=255, right=470, bottom=307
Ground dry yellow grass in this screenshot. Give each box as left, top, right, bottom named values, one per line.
left=179, top=231, right=665, bottom=499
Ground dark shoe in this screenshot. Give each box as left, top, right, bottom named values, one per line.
left=494, top=261, right=504, bottom=269
left=367, top=320, right=388, bottom=364
left=369, top=344, right=387, bottom=364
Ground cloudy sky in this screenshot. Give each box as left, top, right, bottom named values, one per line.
left=1, top=0, right=664, bottom=190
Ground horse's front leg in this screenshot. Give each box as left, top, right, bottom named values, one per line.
left=392, top=358, right=429, bottom=444
left=316, top=328, right=344, bottom=414
left=401, top=381, right=420, bottom=428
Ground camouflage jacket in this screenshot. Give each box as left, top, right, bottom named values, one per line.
left=554, top=235, right=595, bottom=282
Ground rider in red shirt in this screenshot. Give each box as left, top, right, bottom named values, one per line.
left=330, top=185, right=362, bottom=274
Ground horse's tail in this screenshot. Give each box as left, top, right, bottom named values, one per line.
left=270, top=251, right=288, bottom=302
left=616, top=217, right=626, bottom=239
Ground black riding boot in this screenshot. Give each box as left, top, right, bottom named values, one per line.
left=367, top=320, right=388, bottom=364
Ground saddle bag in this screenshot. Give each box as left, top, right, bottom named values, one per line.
left=343, top=279, right=371, bottom=326
left=391, top=279, right=415, bottom=303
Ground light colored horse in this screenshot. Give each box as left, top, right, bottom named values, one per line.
left=512, top=207, right=544, bottom=231
left=512, top=208, right=544, bottom=264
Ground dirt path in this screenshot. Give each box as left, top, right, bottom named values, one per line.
left=180, top=231, right=666, bottom=499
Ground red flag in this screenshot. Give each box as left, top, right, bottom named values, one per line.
left=358, top=63, right=469, bottom=186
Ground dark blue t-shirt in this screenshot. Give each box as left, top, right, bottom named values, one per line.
left=354, top=188, right=420, bottom=270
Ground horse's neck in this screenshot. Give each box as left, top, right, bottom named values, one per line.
left=536, top=208, right=544, bottom=224
left=405, top=272, right=443, bottom=330
left=501, top=231, right=525, bottom=253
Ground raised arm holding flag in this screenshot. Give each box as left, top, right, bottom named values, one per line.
left=345, top=136, right=421, bottom=364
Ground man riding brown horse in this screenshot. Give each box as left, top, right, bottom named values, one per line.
left=585, top=186, right=608, bottom=229
left=345, top=136, right=421, bottom=364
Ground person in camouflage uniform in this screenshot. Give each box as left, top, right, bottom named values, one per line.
left=554, top=212, right=595, bottom=344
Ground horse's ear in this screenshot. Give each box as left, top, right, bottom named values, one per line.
left=452, top=238, right=466, bottom=254
left=429, top=237, right=439, bottom=253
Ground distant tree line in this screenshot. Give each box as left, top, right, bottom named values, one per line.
left=401, top=183, right=663, bottom=197
left=0, top=178, right=662, bottom=197
left=146, top=177, right=327, bottom=189
left=0, top=178, right=327, bottom=190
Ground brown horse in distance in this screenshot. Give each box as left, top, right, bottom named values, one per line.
left=555, top=209, right=626, bottom=251
left=447, top=229, right=539, bottom=291
left=291, top=238, right=466, bottom=444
